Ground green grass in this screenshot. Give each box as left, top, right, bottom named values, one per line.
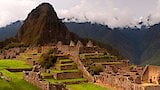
left=85, top=55, right=110, bottom=59
left=51, top=69, right=80, bottom=73
left=0, top=69, right=39, bottom=90
left=59, top=59, right=72, bottom=62
left=0, top=59, right=39, bottom=90
left=95, top=62, right=121, bottom=65
left=58, top=59, right=73, bottom=64
left=45, top=78, right=87, bottom=84
left=0, top=59, right=31, bottom=69
left=56, top=63, right=75, bottom=66
left=67, top=83, right=111, bottom=90
left=0, top=79, right=14, bottom=90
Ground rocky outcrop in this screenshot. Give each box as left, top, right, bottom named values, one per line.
left=17, top=3, right=80, bottom=46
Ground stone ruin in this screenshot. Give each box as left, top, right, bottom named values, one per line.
left=76, top=40, right=83, bottom=48
left=0, top=47, right=26, bottom=59
left=95, top=64, right=160, bottom=90
left=86, top=40, right=93, bottom=47
left=69, top=40, right=75, bottom=47
left=23, top=64, right=68, bottom=90
left=0, top=40, right=97, bottom=60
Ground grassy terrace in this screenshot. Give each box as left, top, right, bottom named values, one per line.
left=56, top=63, right=75, bottom=66
left=58, top=59, right=73, bottom=64
left=44, top=78, right=87, bottom=84
left=67, top=83, right=111, bottom=90
left=59, top=59, right=72, bottom=62
left=0, top=69, right=39, bottom=90
left=0, top=59, right=39, bottom=90
left=19, top=53, right=41, bottom=58
left=80, top=53, right=117, bottom=60
left=0, top=59, right=32, bottom=69
left=41, top=69, right=80, bottom=76
left=86, top=55, right=110, bottom=59
left=51, top=69, right=80, bottom=73
left=95, top=62, right=122, bottom=65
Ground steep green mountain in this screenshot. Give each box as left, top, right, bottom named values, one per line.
left=65, top=22, right=160, bottom=65
left=140, top=24, right=160, bottom=65
left=16, top=3, right=80, bottom=45
left=65, top=22, right=143, bottom=64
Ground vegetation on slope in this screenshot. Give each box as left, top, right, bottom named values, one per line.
left=67, top=83, right=111, bottom=90
left=0, top=59, right=39, bottom=90
left=0, top=60, right=31, bottom=69
left=39, top=50, right=57, bottom=69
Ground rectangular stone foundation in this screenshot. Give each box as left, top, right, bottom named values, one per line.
left=53, top=72, right=83, bottom=79
left=56, top=65, right=77, bottom=70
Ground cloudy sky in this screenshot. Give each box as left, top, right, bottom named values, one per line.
left=0, top=0, right=160, bottom=28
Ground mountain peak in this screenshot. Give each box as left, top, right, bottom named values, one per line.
left=17, top=3, right=79, bottom=45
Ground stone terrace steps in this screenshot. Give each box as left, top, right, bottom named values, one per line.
left=42, top=69, right=83, bottom=80
left=16, top=52, right=42, bottom=65
left=57, top=59, right=73, bottom=64
left=17, top=52, right=41, bottom=59
left=54, top=59, right=77, bottom=70
left=44, top=58, right=88, bottom=84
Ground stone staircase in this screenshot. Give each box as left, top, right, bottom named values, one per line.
left=42, top=58, right=87, bottom=84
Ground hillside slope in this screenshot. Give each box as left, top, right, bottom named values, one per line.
left=0, top=21, right=22, bottom=41
left=65, top=22, right=160, bottom=65
left=1, top=20, right=160, bottom=65
left=17, top=3, right=80, bottom=45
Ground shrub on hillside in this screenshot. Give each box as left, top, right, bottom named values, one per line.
left=39, top=53, right=57, bottom=69
left=88, top=64, right=104, bottom=75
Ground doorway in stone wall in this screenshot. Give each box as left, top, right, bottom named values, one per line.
left=158, top=77, right=160, bottom=84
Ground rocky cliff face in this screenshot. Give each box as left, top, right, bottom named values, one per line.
left=17, top=3, right=79, bottom=45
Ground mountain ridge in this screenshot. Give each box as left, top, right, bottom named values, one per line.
left=1, top=18, right=160, bottom=65
left=17, top=3, right=80, bottom=45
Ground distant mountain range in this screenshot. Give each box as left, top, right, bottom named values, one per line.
left=1, top=19, right=160, bottom=65
left=65, top=22, right=160, bottom=65
left=0, top=20, right=22, bottom=41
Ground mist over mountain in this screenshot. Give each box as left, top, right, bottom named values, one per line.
left=65, top=22, right=160, bottom=65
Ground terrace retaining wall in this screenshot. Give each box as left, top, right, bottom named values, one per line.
left=23, top=71, right=67, bottom=90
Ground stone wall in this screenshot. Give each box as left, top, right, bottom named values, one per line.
left=95, top=65, right=160, bottom=90
left=41, top=46, right=56, bottom=53
left=95, top=72, right=141, bottom=90
left=69, top=55, right=94, bottom=82
left=56, top=65, right=76, bottom=70
left=53, top=72, right=83, bottom=80
left=142, top=65, right=160, bottom=84
left=57, top=45, right=78, bottom=56
left=57, top=44, right=94, bottom=82
left=0, top=47, right=26, bottom=59
left=79, top=47, right=106, bottom=54
left=23, top=71, right=67, bottom=90
left=7, top=68, right=32, bottom=72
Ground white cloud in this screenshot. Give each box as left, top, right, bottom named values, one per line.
left=146, top=0, right=160, bottom=25
left=56, top=0, right=139, bottom=28
left=0, top=0, right=37, bottom=26
left=0, top=0, right=159, bottom=28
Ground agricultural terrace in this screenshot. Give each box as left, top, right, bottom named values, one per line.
left=67, top=83, right=111, bottom=90
left=0, top=59, right=38, bottom=90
